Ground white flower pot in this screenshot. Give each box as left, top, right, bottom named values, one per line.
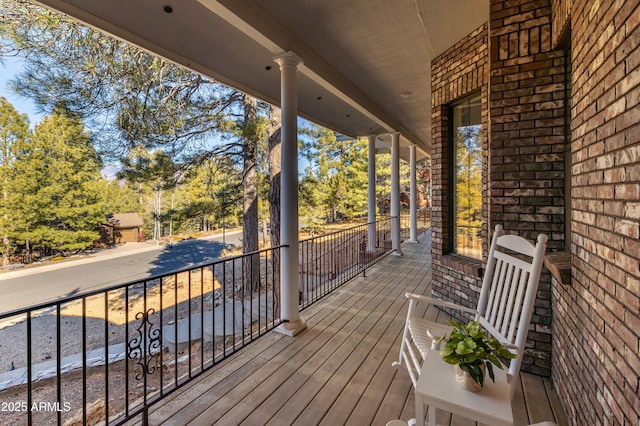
left=454, top=363, right=485, bottom=392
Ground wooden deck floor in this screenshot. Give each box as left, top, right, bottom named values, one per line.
left=148, top=230, right=568, bottom=426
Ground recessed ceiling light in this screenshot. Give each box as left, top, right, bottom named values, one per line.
left=400, top=91, right=412, bottom=98
left=346, top=114, right=351, bottom=118
left=265, top=65, right=272, bottom=71
left=163, top=5, right=173, bottom=13
left=317, top=96, right=322, bottom=100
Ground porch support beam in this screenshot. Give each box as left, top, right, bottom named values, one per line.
left=408, top=144, right=419, bottom=243
left=391, top=132, right=403, bottom=256
left=274, top=51, right=306, bottom=336
left=367, top=135, right=377, bottom=252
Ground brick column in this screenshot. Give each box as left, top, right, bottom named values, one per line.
left=431, top=104, right=450, bottom=259
left=431, top=25, right=488, bottom=326
left=489, top=0, right=566, bottom=376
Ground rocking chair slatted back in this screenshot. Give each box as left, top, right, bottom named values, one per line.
left=476, top=226, right=548, bottom=383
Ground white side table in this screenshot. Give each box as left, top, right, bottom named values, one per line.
left=415, top=350, right=513, bottom=426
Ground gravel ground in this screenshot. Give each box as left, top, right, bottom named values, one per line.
left=0, top=311, right=124, bottom=374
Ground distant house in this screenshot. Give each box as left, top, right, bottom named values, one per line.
left=100, top=213, right=144, bottom=245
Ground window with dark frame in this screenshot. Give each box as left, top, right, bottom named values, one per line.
left=451, top=94, right=482, bottom=260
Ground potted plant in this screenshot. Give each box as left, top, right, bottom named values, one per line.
left=439, top=320, right=517, bottom=392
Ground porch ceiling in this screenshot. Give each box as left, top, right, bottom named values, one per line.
left=34, top=0, right=488, bottom=161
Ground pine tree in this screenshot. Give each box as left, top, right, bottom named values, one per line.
left=1, top=0, right=279, bottom=258
left=240, top=95, right=262, bottom=293
left=9, top=110, right=105, bottom=255
left=102, top=179, right=145, bottom=216
left=342, top=138, right=369, bottom=219
left=118, top=149, right=182, bottom=240
left=180, top=157, right=242, bottom=233
left=298, top=174, right=324, bottom=235
left=300, top=125, right=370, bottom=223
left=0, top=97, right=30, bottom=265
left=0, top=0, right=240, bottom=161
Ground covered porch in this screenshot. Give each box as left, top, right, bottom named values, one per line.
left=7, top=0, right=639, bottom=423
left=147, top=232, right=567, bottom=426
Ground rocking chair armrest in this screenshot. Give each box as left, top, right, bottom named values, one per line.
left=482, top=328, right=520, bottom=354
left=404, top=293, right=478, bottom=315
left=494, top=340, right=518, bottom=351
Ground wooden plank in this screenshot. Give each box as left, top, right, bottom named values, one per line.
left=543, top=377, right=570, bottom=426
left=521, top=372, right=556, bottom=424
left=187, top=259, right=406, bottom=425
left=359, top=343, right=411, bottom=426
left=320, top=288, right=419, bottom=425
left=329, top=249, right=432, bottom=426
left=289, top=262, right=414, bottom=425
left=351, top=298, right=428, bottom=425
left=153, top=267, right=382, bottom=424
left=151, top=277, right=337, bottom=421
left=512, top=374, right=530, bottom=425
left=249, top=272, right=404, bottom=425
left=398, top=386, right=416, bottom=424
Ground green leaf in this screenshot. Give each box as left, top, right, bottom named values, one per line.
left=487, top=354, right=505, bottom=369
left=486, top=361, right=495, bottom=383
left=465, top=353, right=479, bottom=364
left=456, top=336, right=477, bottom=355
left=439, top=320, right=521, bottom=387
left=440, top=343, right=455, bottom=357
left=466, top=321, right=481, bottom=338
left=465, top=363, right=484, bottom=386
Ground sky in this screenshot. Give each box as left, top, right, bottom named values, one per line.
left=1, top=55, right=123, bottom=179
left=0, top=55, right=45, bottom=126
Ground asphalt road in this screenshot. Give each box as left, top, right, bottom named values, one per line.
left=0, top=231, right=243, bottom=314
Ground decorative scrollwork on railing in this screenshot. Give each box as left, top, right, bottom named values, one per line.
left=128, top=308, right=162, bottom=381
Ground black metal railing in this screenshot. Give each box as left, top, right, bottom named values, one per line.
left=298, top=211, right=431, bottom=310
left=399, top=208, right=431, bottom=239
left=0, top=212, right=432, bottom=425
left=299, top=217, right=395, bottom=310
left=0, top=245, right=283, bottom=425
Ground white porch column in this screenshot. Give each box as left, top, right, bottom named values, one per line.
left=409, top=144, right=419, bottom=243
left=390, top=133, right=403, bottom=256
left=367, top=135, right=377, bottom=252
left=274, top=51, right=306, bottom=336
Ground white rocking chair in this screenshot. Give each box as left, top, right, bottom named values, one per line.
left=393, top=224, right=548, bottom=398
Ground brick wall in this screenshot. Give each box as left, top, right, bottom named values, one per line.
left=430, top=0, right=639, bottom=420
left=489, top=0, right=566, bottom=376
left=551, top=0, right=571, bottom=48
left=431, top=24, right=488, bottom=318
left=552, top=0, right=640, bottom=424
